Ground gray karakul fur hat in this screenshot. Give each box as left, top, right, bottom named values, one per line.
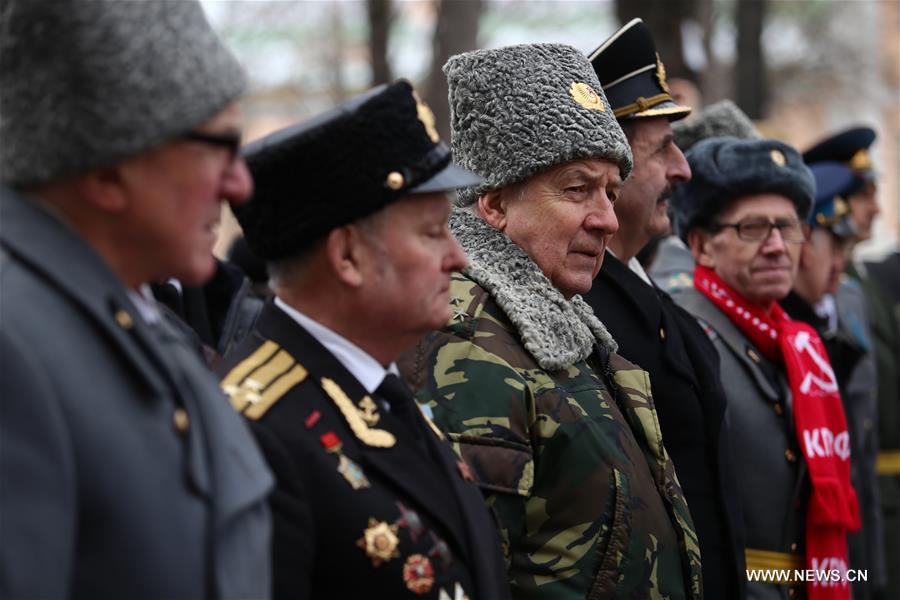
left=444, top=43, right=633, bottom=207
left=672, top=100, right=761, bottom=153
left=0, top=0, right=246, bottom=186
left=671, top=137, right=814, bottom=242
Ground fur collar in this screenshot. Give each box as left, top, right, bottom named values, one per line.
left=450, top=209, right=617, bottom=371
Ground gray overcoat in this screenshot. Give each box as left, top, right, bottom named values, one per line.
left=0, top=186, right=273, bottom=599
left=673, top=286, right=807, bottom=600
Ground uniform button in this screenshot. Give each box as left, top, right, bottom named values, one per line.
left=790, top=542, right=798, bottom=552
left=788, top=587, right=797, bottom=598
left=659, top=327, right=666, bottom=341
left=785, top=449, right=797, bottom=462
left=386, top=171, right=405, bottom=190
left=774, top=403, right=785, bottom=416
left=115, top=309, right=134, bottom=330
left=746, top=347, right=761, bottom=363
left=173, top=408, right=190, bottom=435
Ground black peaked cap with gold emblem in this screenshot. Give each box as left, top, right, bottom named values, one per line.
left=803, top=126, right=877, bottom=184
left=589, top=18, right=691, bottom=122
left=236, top=80, right=481, bottom=261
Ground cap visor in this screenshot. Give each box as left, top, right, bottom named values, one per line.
left=410, top=162, right=483, bottom=193
left=628, top=100, right=692, bottom=122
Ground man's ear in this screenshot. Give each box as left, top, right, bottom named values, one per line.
left=324, top=225, right=365, bottom=287
left=687, top=228, right=715, bottom=268
left=478, top=189, right=509, bottom=231
left=78, top=166, right=130, bottom=213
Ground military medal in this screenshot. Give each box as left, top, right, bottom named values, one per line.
left=438, top=583, right=470, bottom=600
left=456, top=459, right=475, bottom=482
left=304, top=409, right=321, bottom=429
left=394, top=502, right=424, bottom=542
left=402, top=554, right=435, bottom=594
left=427, top=531, right=452, bottom=571
left=357, top=518, right=400, bottom=566
left=320, top=431, right=370, bottom=490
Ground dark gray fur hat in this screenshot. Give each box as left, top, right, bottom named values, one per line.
left=672, top=100, right=760, bottom=152
left=444, top=43, right=633, bottom=207
left=0, top=0, right=246, bottom=186
left=671, top=137, right=814, bottom=241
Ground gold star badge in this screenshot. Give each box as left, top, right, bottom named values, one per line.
left=356, top=518, right=400, bottom=566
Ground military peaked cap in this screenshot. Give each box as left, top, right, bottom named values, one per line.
left=808, top=162, right=861, bottom=238
left=237, top=80, right=481, bottom=261
left=589, top=18, right=691, bottom=121
left=803, top=126, right=877, bottom=183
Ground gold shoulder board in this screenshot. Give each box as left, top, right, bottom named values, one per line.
left=221, top=340, right=308, bottom=420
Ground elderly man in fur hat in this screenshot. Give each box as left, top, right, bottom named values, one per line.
left=670, top=137, right=860, bottom=600
left=0, top=2, right=272, bottom=597
left=399, top=43, right=701, bottom=600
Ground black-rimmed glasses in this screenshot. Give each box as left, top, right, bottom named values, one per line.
left=712, top=217, right=809, bottom=243
left=180, top=131, right=241, bottom=160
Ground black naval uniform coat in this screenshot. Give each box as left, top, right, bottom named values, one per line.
left=217, top=302, right=511, bottom=600
left=583, top=252, right=746, bottom=599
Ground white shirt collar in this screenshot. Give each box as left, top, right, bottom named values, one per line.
left=127, top=284, right=162, bottom=325
left=607, top=248, right=653, bottom=286
left=274, top=296, right=398, bottom=394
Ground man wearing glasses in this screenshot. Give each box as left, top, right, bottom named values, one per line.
left=670, top=137, right=860, bottom=600
left=0, top=2, right=272, bottom=597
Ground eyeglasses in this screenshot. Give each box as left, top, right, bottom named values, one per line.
left=180, top=130, right=242, bottom=161
left=712, top=217, right=809, bottom=243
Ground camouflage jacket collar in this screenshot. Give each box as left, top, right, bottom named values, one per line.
left=450, top=208, right=617, bottom=371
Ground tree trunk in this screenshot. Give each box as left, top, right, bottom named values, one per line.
left=424, top=0, right=483, bottom=142
left=615, top=0, right=698, bottom=81
left=367, top=0, right=393, bottom=86
left=735, top=0, right=767, bottom=118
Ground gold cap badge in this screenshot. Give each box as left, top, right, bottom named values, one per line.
left=770, top=149, right=786, bottom=166
left=848, top=148, right=873, bottom=172
left=570, top=82, right=605, bottom=112
left=655, top=53, right=670, bottom=94
left=413, top=90, right=440, bottom=143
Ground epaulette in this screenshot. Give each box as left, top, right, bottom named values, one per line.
left=221, top=340, right=308, bottom=420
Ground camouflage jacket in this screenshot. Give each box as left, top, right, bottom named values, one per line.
left=400, top=210, right=702, bottom=600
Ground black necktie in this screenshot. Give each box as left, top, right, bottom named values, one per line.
left=376, top=374, right=426, bottom=450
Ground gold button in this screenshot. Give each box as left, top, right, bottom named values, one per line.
left=659, top=328, right=666, bottom=341
left=746, top=348, right=761, bottom=363
left=386, top=171, right=405, bottom=190
left=173, top=408, right=190, bottom=435
left=774, top=403, right=785, bottom=416
left=790, top=542, right=798, bottom=552
left=785, top=449, right=797, bottom=462
left=115, top=309, right=134, bottom=330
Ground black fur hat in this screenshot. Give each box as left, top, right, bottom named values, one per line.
left=671, top=137, right=815, bottom=241
left=237, top=80, right=480, bottom=261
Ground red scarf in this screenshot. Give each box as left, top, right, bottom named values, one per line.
left=694, top=265, right=859, bottom=598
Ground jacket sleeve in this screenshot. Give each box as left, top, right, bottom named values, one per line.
left=0, top=329, right=76, bottom=598
left=246, top=421, right=315, bottom=600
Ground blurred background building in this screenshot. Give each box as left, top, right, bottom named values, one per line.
left=203, top=0, right=899, bottom=260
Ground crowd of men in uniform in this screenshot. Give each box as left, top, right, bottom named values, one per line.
left=1, top=1, right=897, bottom=599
